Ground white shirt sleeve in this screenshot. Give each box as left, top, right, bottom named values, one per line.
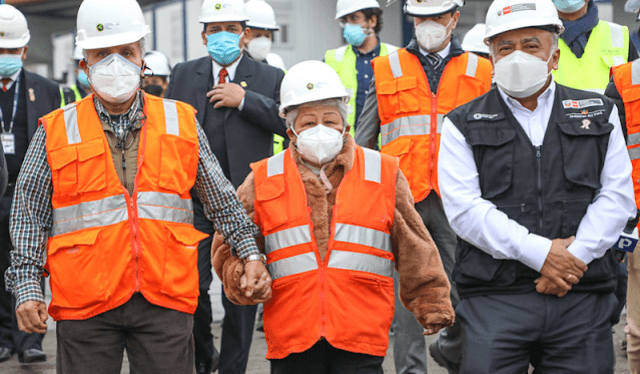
left=567, top=106, right=636, bottom=265
left=438, top=117, right=552, bottom=272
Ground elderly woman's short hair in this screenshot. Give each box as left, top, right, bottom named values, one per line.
left=285, top=98, right=349, bottom=130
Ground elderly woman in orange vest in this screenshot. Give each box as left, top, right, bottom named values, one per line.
left=211, top=60, right=454, bottom=374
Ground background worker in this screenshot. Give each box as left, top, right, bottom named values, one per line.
left=355, top=1, right=492, bottom=373
left=461, top=23, right=490, bottom=60
left=552, top=0, right=637, bottom=93
left=164, top=0, right=286, bottom=372
left=7, top=0, right=270, bottom=373
left=141, top=51, right=171, bottom=98
left=0, top=3, right=60, bottom=365
left=606, top=41, right=640, bottom=373
left=325, top=0, right=396, bottom=136
left=60, top=45, right=91, bottom=107
left=243, top=0, right=286, bottom=71
left=211, top=60, right=454, bottom=374
left=439, top=0, right=635, bottom=372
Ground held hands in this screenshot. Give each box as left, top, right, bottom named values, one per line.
left=535, top=236, right=587, bottom=298
left=16, top=301, right=48, bottom=334
left=207, top=83, right=246, bottom=109
left=240, top=260, right=272, bottom=303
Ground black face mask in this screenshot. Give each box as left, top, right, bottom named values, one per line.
left=142, top=84, right=164, bottom=97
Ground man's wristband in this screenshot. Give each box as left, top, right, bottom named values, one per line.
left=245, top=253, right=267, bottom=265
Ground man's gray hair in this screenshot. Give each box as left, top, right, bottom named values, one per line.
left=285, top=98, right=349, bottom=130
left=81, top=38, right=146, bottom=60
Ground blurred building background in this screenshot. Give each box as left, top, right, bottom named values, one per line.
left=5, top=0, right=634, bottom=84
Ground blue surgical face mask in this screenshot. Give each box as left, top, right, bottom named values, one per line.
left=343, top=23, right=367, bottom=47
left=553, top=0, right=586, bottom=13
left=77, top=70, right=90, bottom=89
left=0, top=54, right=23, bottom=77
left=207, top=32, right=242, bottom=66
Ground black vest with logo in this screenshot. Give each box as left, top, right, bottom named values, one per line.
left=448, top=84, right=619, bottom=298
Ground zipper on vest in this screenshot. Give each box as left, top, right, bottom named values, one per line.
left=121, top=149, right=127, bottom=191
left=535, top=146, right=544, bottom=232
left=319, top=264, right=327, bottom=337
left=430, top=93, right=438, bottom=189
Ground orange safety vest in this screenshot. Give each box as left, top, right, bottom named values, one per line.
left=41, top=93, right=208, bottom=321
left=373, top=50, right=492, bottom=203
left=613, top=59, right=640, bottom=213
left=252, top=147, right=398, bottom=359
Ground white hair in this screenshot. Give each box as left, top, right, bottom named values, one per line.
left=81, top=38, right=146, bottom=60
left=285, top=98, right=349, bottom=130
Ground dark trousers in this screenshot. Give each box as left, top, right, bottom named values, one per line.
left=457, top=291, right=617, bottom=374
left=0, top=195, right=44, bottom=354
left=270, top=339, right=384, bottom=374
left=193, top=201, right=256, bottom=374
left=56, top=293, right=194, bottom=374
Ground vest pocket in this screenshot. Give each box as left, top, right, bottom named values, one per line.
left=465, top=127, right=516, bottom=199
left=557, top=120, right=612, bottom=190
left=621, top=86, right=640, bottom=132
left=47, top=227, right=107, bottom=308
left=49, top=146, right=78, bottom=196
left=159, top=134, right=197, bottom=194
left=255, top=175, right=289, bottom=232
left=377, top=77, right=419, bottom=115
left=453, top=241, right=516, bottom=286
left=161, top=223, right=208, bottom=299
left=76, top=139, right=107, bottom=193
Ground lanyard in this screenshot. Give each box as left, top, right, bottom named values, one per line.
left=1, top=73, right=20, bottom=134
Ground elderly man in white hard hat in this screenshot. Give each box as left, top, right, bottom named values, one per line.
left=324, top=0, right=397, bottom=137
left=0, top=3, right=60, bottom=365
left=141, top=51, right=171, bottom=97
left=211, top=59, right=454, bottom=374
left=438, top=0, right=636, bottom=372
left=164, top=1, right=286, bottom=373
left=6, top=0, right=270, bottom=373
left=355, top=1, right=492, bottom=373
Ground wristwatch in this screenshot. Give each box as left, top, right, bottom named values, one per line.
left=245, top=253, right=267, bottom=265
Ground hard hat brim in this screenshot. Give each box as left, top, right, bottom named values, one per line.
left=335, top=6, right=381, bottom=20
left=484, top=24, right=564, bottom=45
left=404, top=4, right=458, bottom=17
left=76, top=28, right=150, bottom=50
left=199, top=16, right=250, bottom=23
left=246, top=22, right=280, bottom=31
left=0, top=33, right=29, bottom=49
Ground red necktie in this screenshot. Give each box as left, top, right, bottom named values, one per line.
left=1, top=78, right=11, bottom=92
left=219, top=68, right=228, bottom=84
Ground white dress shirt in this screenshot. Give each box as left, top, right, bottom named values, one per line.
left=2, top=69, right=21, bottom=90
left=211, top=54, right=245, bottom=110
left=419, top=42, right=451, bottom=60
left=438, top=78, right=636, bottom=272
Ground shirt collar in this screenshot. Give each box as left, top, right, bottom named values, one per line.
left=498, top=76, right=557, bottom=114
left=94, top=90, right=144, bottom=128
left=419, top=42, right=451, bottom=59
left=211, top=53, right=243, bottom=83
left=2, top=68, right=22, bottom=90
left=353, top=38, right=382, bottom=57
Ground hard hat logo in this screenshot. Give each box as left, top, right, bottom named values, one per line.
left=215, top=3, right=222, bottom=10
left=96, top=24, right=104, bottom=32
left=0, top=32, right=4, bottom=37
left=307, top=83, right=314, bottom=90
left=498, top=3, right=537, bottom=16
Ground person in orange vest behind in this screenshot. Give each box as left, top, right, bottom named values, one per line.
left=355, top=1, right=492, bottom=373
left=211, top=60, right=454, bottom=374
left=606, top=49, right=640, bottom=373
left=5, top=0, right=271, bottom=373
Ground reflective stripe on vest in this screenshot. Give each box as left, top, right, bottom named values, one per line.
left=163, top=100, right=180, bottom=136
left=267, top=252, right=318, bottom=280
left=628, top=132, right=640, bottom=147
left=362, top=148, right=381, bottom=183
left=334, top=223, right=391, bottom=252
left=380, top=114, right=445, bottom=145
left=388, top=51, right=479, bottom=79
left=267, top=151, right=286, bottom=177
left=629, top=147, right=640, bottom=161
left=51, top=191, right=193, bottom=237
left=63, top=104, right=82, bottom=145
left=611, top=23, right=626, bottom=66
left=51, top=195, right=128, bottom=237
left=327, top=250, right=394, bottom=278
left=265, top=224, right=312, bottom=254
left=633, top=59, right=640, bottom=86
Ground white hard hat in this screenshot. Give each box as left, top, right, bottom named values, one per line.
left=626, top=0, right=640, bottom=16
left=335, top=0, right=381, bottom=20
left=462, top=24, right=490, bottom=55
left=0, top=4, right=30, bottom=49
left=279, top=60, right=350, bottom=117
left=485, top=0, right=564, bottom=42
left=200, top=0, right=249, bottom=24
left=73, top=45, right=84, bottom=61
left=144, top=51, right=171, bottom=76
left=404, top=0, right=464, bottom=17
left=76, top=0, right=150, bottom=50
left=246, top=0, right=280, bottom=30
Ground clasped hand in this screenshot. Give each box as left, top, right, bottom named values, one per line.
left=535, top=236, right=587, bottom=297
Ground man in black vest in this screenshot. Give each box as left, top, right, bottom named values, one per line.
left=0, top=4, right=61, bottom=365
left=438, top=0, right=636, bottom=373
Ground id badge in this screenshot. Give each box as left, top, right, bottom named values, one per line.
left=1, top=133, right=15, bottom=155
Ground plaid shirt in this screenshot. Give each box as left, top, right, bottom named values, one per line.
left=6, top=92, right=260, bottom=307
left=94, top=91, right=142, bottom=146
